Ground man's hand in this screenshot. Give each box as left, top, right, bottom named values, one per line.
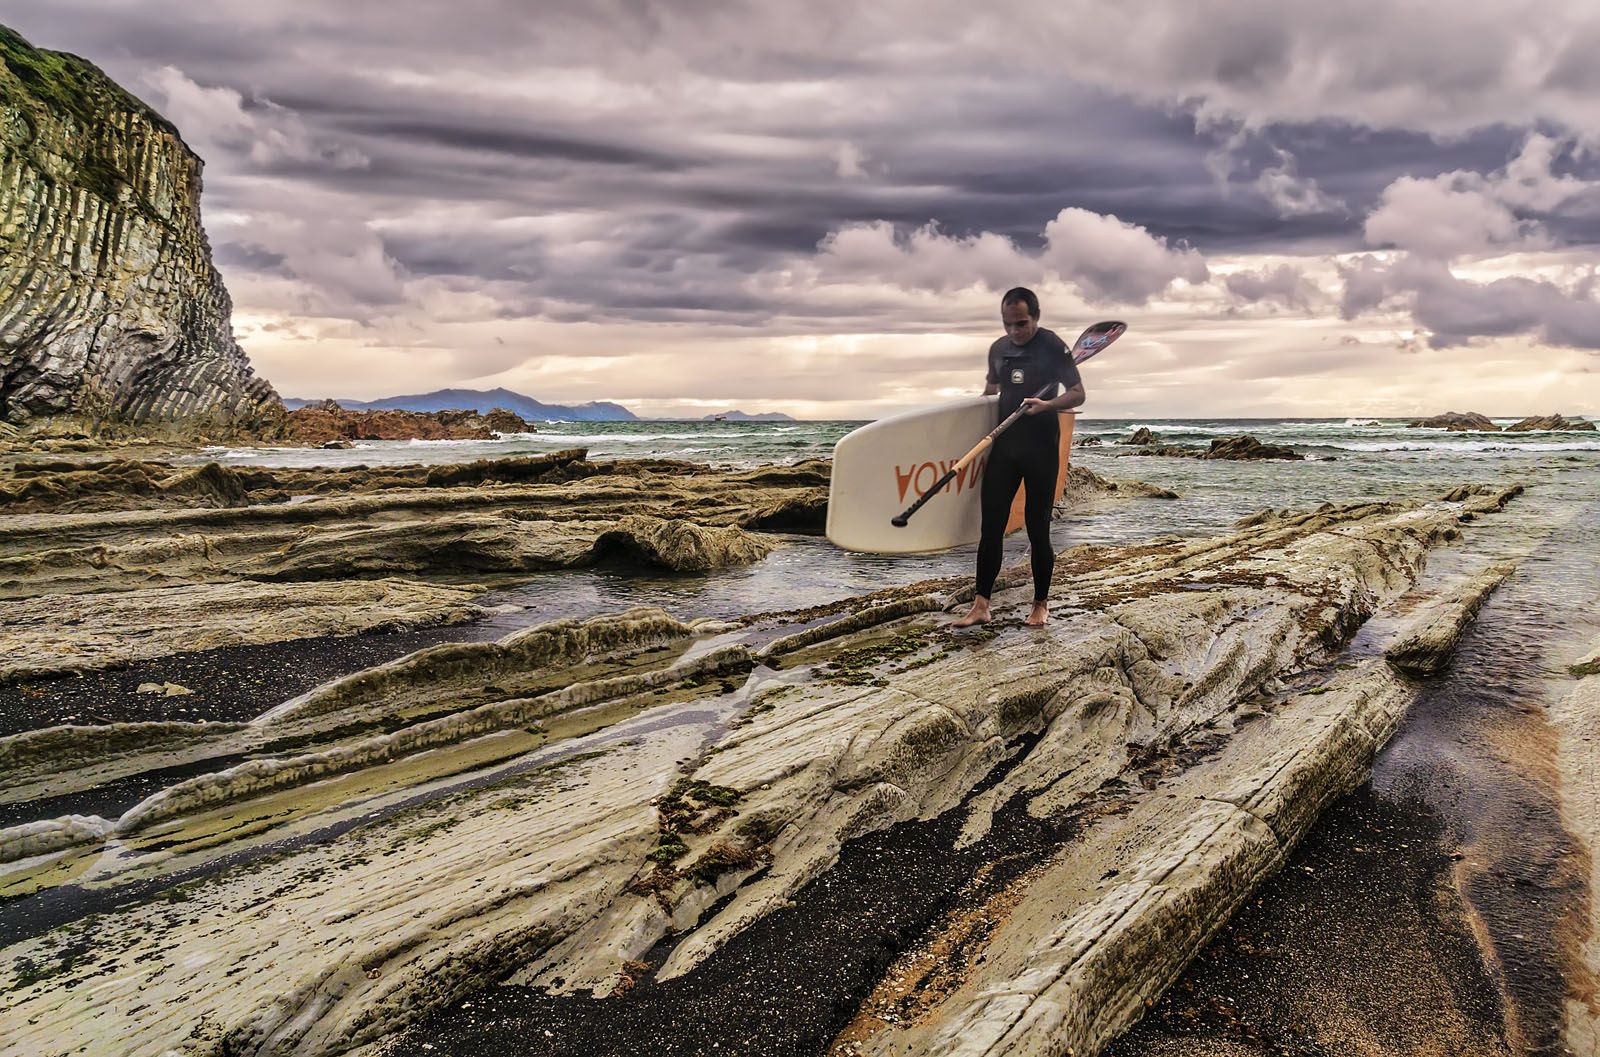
left=1021, top=397, right=1050, bottom=414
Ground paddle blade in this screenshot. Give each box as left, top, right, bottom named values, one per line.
left=1071, top=320, right=1126, bottom=365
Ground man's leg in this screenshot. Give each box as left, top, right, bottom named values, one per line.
left=1021, top=441, right=1059, bottom=626
left=953, top=448, right=1024, bottom=627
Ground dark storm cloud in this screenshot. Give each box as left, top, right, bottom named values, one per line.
left=6, top=1, right=1599, bottom=354
left=351, top=120, right=695, bottom=170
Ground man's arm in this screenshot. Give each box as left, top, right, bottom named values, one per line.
left=983, top=381, right=999, bottom=396
left=1021, top=381, right=1085, bottom=414
left=1041, top=382, right=1084, bottom=411
left=1022, top=343, right=1085, bottom=412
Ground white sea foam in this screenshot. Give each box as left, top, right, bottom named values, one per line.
left=1327, top=440, right=1600, bottom=452
left=531, top=430, right=752, bottom=444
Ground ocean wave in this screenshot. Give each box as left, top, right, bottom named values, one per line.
left=531, top=430, right=756, bottom=443
left=1326, top=440, right=1600, bottom=452
left=1095, top=422, right=1396, bottom=438
left=197, top=444, right=305, bottom=456
left=1344, top=418, right=1383, bottom=427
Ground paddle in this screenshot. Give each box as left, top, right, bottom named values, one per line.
left=889, top=320, right=1126, bottom=528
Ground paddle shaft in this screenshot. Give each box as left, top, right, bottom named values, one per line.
left=889, top=382, right=1055, bottom=527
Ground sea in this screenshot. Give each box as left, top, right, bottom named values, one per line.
left=184, top=416, right=1600, bottom=633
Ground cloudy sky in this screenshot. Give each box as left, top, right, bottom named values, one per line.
left=9, top=1, right=1600, bottom=417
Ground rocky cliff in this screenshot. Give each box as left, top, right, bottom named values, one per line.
left=0, top=25, right=277, bottom=428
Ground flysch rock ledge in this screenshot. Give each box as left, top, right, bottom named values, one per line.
left=0, top=486, right=1520, bottom=1057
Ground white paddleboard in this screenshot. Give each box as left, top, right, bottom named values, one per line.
left=826, top=398, right=1076, bottom=554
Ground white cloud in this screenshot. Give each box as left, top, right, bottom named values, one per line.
left=834, top=141, right=867, bottom=179
left=1041, top=209, right=1210, bottom=304
left=1363, top=178, right=1535, bottom=259
left=1224, top=264, right=1324, bottom=311
left=815, top=222, right=1025, bottom=294
left=1254, top=148, right=1342, bottom=217
left=138, top=66, right=368, bottom=170
left=1340, top=134, right=1600, bottom=349
left=811, top=209, right=1208, bottom=308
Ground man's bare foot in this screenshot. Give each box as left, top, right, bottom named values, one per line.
left=952, top=599, right=992, bottom=627
left=1024, top=601, right=1049, bottom=626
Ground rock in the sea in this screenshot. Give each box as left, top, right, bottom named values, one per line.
left=1060, top=465, right=1178, bottom=503
left=1202, top=435, right=1304, bottom=460
left=1125, top=427, right=1158, bottom=445
left=1408, top=411, right=1501, bottom=431
left=0, top=27, right=278, bottom=428
left=270, top=406, right=536, bottom=444
left=1131, top=435, right=1303, bottom=461
left=1073, top=436, right=1102, bottom=447
left=1504, top=414, right=1595, bottom=432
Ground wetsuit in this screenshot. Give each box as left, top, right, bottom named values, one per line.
left=976, top=327, right=1081, bottom=601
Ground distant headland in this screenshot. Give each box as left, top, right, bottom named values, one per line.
left=284, top=388, right=797, bottom=422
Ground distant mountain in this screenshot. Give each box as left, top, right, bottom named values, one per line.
left=702, top=410, right=796, bottom=422
left=282, top=387, right=638, bottom=421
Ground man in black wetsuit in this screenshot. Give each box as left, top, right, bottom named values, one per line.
left=953, top=287, right=1085, bottom=628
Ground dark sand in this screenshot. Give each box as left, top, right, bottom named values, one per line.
left=0, top=624, right=497, bottom=736
left=1106, top=786, right=1517, bottom=1056
left=386, top=734, right=1092, bottom=1057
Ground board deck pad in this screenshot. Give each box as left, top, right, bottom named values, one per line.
left=826, top=397, right=1076, bottom=554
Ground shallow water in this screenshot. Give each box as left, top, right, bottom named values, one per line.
left=1368, top=487, right=1600, bottom=1054
left=304, top=418, right=1599, bottom=630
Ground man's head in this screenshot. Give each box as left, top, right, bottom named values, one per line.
left=1001, top=287, right=1040, bottom=345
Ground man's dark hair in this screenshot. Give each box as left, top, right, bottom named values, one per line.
left=1001, top=286, right=1040, bottom=319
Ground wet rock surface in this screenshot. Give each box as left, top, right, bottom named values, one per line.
left=0, top=481, right=1525, bottom=1057
left=1385, top=561, right=1516, bottom=675
left=0, top=450, right=829, bottom=749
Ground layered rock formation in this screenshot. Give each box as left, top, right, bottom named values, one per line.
left=0, top=26, right=277, bottom=427
left=0, top=484, right=1523, bottom=1057
left=0, top=449, right=847, bottom=726
left=0, top=450, right=820, bottom=602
